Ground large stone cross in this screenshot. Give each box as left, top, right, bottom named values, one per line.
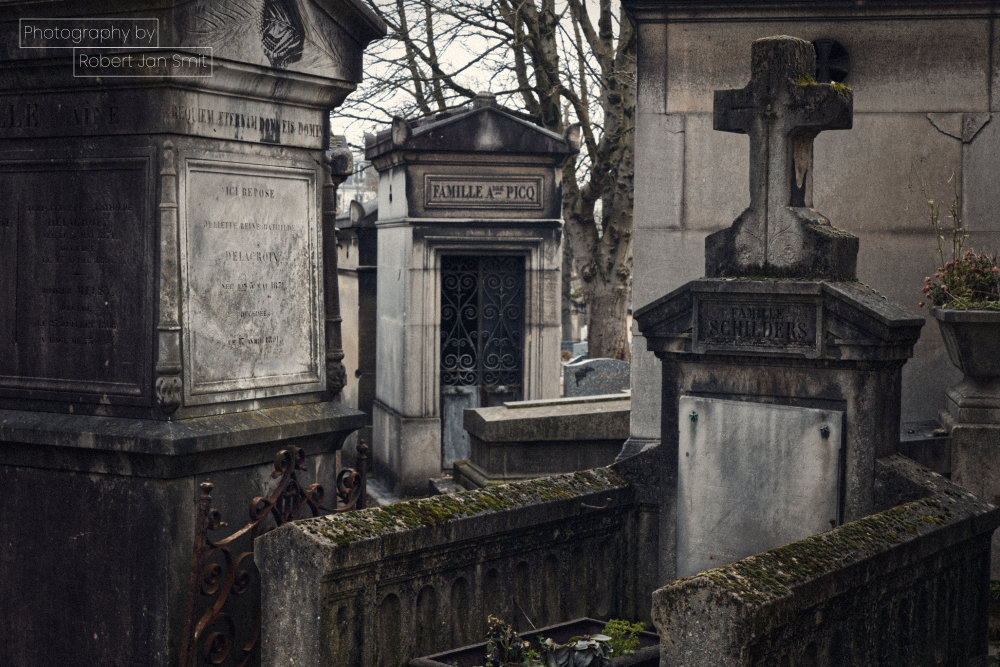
left=705, top=36, right=858, bottom=280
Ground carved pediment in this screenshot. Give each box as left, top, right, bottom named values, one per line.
left=635, top=279, right=923, bottom=362
left=365, top=98, right=577, bottom=162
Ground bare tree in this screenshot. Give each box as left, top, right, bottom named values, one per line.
left=339, top=0, right=635, bottom=360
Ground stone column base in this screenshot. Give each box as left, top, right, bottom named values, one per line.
left=945, top=377, right=1000, bottom=424
left=940, top=409, right=1000, bottom=579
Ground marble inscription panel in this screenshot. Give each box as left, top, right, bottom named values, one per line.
left=677, top=396, right=843, bottom=577
left=0, top=156, right=151, bottom=395
left=0, top=90, right=327, bottom=148
left=694, top=298, right=820, bottom=356
left=424, top=175, right=543, bottom=209
left=183, top=159, right=321, bottom=399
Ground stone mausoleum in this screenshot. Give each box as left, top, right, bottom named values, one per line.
left=365, top=96, right=577, bottom=494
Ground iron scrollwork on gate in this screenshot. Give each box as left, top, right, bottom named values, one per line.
left=440, top=255, right=525, bottom=401
left=180, top=443, right=368, bottom=666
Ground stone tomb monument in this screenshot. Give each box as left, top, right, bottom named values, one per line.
left=365, top=95, right=577, bottom=494
left=563, top=357, right=631, bottom=397
left=624, top=0, right=1000, bottom=458
left=635, top=37, right=923, bottom=578
left=0, top=1, right=382, bottom=664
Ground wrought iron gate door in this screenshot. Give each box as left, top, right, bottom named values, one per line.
left=440, top=255, right=525, bottom=467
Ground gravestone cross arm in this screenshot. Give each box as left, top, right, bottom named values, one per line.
left=706, top=36, right=859, bottom=280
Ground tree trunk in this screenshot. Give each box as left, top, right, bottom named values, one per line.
left=582, top=272, right=631, bottom=361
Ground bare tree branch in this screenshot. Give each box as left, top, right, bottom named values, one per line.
left=340, top=0, right=636, bottom=359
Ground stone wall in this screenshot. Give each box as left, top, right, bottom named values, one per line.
left=255, top=467, right=648, bottom=666
left=652, top=454, right=1000, bottom=666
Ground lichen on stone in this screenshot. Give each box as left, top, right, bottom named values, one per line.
left=794, top=73, right=852, bottom=101
left=293, top=467, right=627, bottom=547
left=688, top=491, right=958, bottom=606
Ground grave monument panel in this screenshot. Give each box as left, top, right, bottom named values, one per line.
left=562, top=358, right=631, bottom=397
left=0, top=150, right=153, bottom=397
left=181, top=157, right=323, bottom=402
left=677, top=396, right=843, bottom=577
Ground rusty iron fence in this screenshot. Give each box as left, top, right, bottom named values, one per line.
left=180, top=442, right=368, bottom=666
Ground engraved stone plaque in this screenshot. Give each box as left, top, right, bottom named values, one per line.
left=677, top=396, right=843, bottom=577
left=694, top=297, right=820, bottom=356
left=0, top=91, right=329, bottom=149
left=182, top=159, right=322, bottom=401
left=424, top=175, right=542, bottom=209
left=0, top=154, right=152, bottom=398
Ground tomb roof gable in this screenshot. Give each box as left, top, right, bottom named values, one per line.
left=365, top=97, right=577, bottom=161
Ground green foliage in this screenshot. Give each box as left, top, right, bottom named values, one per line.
left=794, top=74, right=851, bottom=100
left=921, top=249, right=1000, bottom=310
left=920, top=195, right=1000, bottom=310
left=601, top=619, right=644, bottom=657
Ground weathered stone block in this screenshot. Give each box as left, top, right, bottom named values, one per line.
left=664, top=18, right=989, bottom=114
left=256, top=468, right=642, bottom=666
left=652, top=455, right=1000, bottom=666
left=456, top=395, right=630, bottom=487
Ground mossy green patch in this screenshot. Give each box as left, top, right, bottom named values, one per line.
left=794, top=73, right=852, bottom=100
left=688, top=493, right=955, bottom=606
left=297, top=467, right=627, bottom=546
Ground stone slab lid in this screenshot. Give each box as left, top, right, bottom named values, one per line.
left=364, top=92, right=579, bottom=162
left=463, top=394, right=630, bottom=442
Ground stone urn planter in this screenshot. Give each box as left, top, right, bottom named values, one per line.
left=409, top=618, right=659, bottom=667
left=933, top=308, right=1000, bottom=423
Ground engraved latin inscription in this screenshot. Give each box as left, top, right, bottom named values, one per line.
left=424, top=175, right=543, bottom=209
left=184, top=162, right=320, bottom=396
left=696, top=300, right=818, bottom=353
left=0, top=158, right=149, bottom=391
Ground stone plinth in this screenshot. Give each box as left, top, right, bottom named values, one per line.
left=365, top=95, right=576, bottom=494
left=454, top=394, right=630, bottom=488
left=636, top=278, right=923, bottom=578
left=0, top=1, right=383, bottom=664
